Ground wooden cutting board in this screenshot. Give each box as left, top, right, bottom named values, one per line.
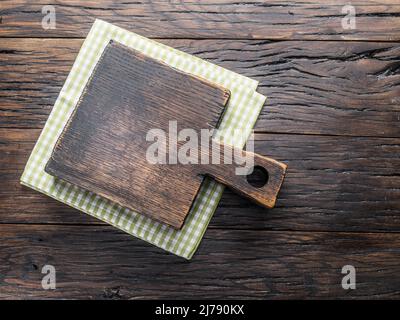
left=45, top=41, right=286, bottom=229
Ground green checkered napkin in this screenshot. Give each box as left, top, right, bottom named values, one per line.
left=21, top=19, right=266, bottom=259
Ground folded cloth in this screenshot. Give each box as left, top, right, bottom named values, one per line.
left=21, top=19, right=266, bottom=259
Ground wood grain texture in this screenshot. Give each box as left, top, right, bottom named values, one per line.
left=45, top=41, right=286, bottom=228
left=1, top=38, right=399, bottom=137
left=1, top=129, right=399, bottom=233
left=1, top=0, right=399, bottom=299
left=1, top=0, right=400, bottom=40
left=1, top=224, right=400, bottom=299
left=203, top=142, right=287, bottom=209
left=46, top=41, right=232, bottom=229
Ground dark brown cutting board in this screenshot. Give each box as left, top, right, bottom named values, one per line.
left=45, top=41, right=286, bottom=229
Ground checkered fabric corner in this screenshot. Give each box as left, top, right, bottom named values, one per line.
left=21, top=19, right=267, bottom=259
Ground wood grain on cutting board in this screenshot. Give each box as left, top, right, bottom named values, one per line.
left=45, top=41, right=231, bottom=229
left=2, top=0, right=400, bottom=299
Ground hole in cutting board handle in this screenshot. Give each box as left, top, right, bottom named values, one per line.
left=246, top=165, right=269, bottom=188
left=200, top=143, right=287, bottom=209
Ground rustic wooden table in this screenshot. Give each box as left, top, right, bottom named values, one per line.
left=1, top=1, right=399, bottom=299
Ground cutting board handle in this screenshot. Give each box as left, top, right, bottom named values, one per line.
left=201, top=142, right=287, bottom=208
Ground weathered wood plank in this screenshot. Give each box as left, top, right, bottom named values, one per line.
left=1, top=224, right=400, bottom=299
left=1, top=0, right=400, bottom=40
left=1, top=38, right=399, bottom=137
left=2, top=129, right=399, bottom=233
left=1, top=0, right=398, bottom=301
left=44, top=40, right=232, bottom=229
